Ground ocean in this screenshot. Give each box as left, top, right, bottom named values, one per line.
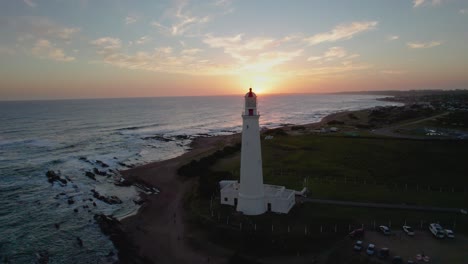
left=0, top=94, right=400, bottom=263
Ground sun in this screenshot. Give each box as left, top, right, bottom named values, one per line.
left=240, top=75, right=276, bottom=94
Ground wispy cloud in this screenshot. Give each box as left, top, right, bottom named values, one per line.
left=460, top=9, right=468, bottom=14
left=12, top=17, right=80, bottom=42
left=23, top=0, right=36, bottom=7
left=32, top=39, right=75, bottom=62
left=307, top=47, right=358, bottom=64
left=381, top=70, right=407, bottom=75
left=135, top=35, right=151, bottom=45
left=125, top=16, right=138, bottom=25
left=407, top=41, right=441, bottom=48
left=203, top=34, right=276, bottom=62
left=151, top=2, right=210, bottom=36
left=304, top=21, right=378, bottom=45
left=90, top=36, right=228, bottom=75
left=413, top=0, right=442, bottom=8
left=90, top=37, right=122, bottom=54
left=386, top=35, right=399, bottom=41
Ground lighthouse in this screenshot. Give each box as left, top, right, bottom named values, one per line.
left=237, top=88, right=266, bottom=215
left=219, top=88, right=296, bottom=215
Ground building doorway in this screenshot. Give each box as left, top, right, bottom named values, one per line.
left=267, top=203, right=272, bottom=211
left=234, top=198, right=238, bottom=206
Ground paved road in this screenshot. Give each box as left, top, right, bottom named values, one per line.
left=371, top=112, right=450, bottom=139
left=300, top=197, right=464, bottom=213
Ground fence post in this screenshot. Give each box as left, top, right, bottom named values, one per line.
left=272, top=224, right=274, bottom=232
left=254, top=223, right=257, bottom=231
left=320, top=225, right=323, bottom=233
left=226, top=216, right=229, bottom=225
left=305, top=226, right=308, bottom=235
left=288, top=225, right=290, bottom=233
left=420, top=220, right=423, bottom=229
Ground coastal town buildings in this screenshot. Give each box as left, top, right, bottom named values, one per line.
left=220, top=88, right=295, bottom=215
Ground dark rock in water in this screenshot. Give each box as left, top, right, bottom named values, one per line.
left=54, top=223, right=60, bottom=229
left=74, top=208, right=78, bottom=213
left=93, top=168, right=107, bottom=176
left=59, top=192, right=66, bottom=196
left=35, top=250, right=49, bottom=264
left=67, top=198, right=74, bottom=205
left=93, top=202, right=97, bottom=207
left=96, top=160, right=109, bottom=168
left=79, top=156, right=87, bottom=161
left=46, top=170, right=67, bottom=185
left=142, top=135, right=173, bottom=142
left=91, top=190, right=122, bottom=205
left=114, top=177, right=132, bottom=187
left=174, top=134, right=190, bottom=140
left=133, top=197, right=146, bottom=205
left=76, top=236, right=83, bottom=247
left=94, top=214, right=150, bottom=264
left=85, top=171, right=96, bottom=181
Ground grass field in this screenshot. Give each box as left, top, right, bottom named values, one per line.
left=212, top=134, right=468, bottom=208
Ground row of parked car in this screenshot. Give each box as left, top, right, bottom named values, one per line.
left=350, top=223, right=455, bottom=263
left=349, top=223, right=455, bottom=239
left=353, top=241, right=411, bottom=263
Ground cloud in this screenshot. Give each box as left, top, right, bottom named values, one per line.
left=12, top=17, right=80, bottom=42
left=90, top=37, right=122, bottom=54
left=181, top=48, right=202, bottom=55
left=460, top=9, right=467, bottom=14
left=125, top=16, right=138, bottom=25
left=151, top=2, right=210, bottom=36
left=381, top=70, right=407, bottom=75
left=413, top=0, right=442, bottom=8
left=407, top=41, right=441, bottom=48
left=203, top=34, right=277, bottom=62
left=307, top=47, right=359, bottom=65
left=32, top=39, right=75, bottom=61
left=241, top=50, right=303, bottom=72
left=386, top=35, right=399, bottom=41
left=304, top=21, right=378, bottom=45
left=135, top=35, right=151, bottom=45
left=23, top=0, right=36, bottom=7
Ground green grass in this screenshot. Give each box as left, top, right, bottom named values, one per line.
left=212, top=134, right=468, bottom=207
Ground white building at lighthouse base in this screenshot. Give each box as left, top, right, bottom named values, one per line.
left=220, top=181, right=295, bottom=214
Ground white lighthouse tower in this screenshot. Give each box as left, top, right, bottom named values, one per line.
left=219, top=88, right=296, bottom=215
left=236, top=88, right=266, bottom=215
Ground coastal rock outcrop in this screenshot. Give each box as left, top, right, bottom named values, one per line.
left=91, top=190, right=122, bottom=205
left=46, top=170, right=67, bottom=185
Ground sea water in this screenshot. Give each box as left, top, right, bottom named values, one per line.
left=0, top=94, right=400, bottom=263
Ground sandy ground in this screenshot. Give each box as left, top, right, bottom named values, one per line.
left=120, top=134, right=240, bottom=264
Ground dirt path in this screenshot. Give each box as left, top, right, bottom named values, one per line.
left=119, top=134, right=239, bottom=264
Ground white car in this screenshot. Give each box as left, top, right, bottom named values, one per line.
left=353, top=240, right=363, bottom=251
left=366, top=243, right=375, bottom=255
left=402, top=225, right=415, bottom=236
left=445, top=229, right=455, bottom=239
left=429, top=223, right=445, bottom=238
left=379, top=225, right=391, bottom=235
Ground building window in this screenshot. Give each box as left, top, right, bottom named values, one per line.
left=224, top=197, right=228, bottom=202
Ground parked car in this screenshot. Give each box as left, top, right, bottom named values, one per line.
left=353, top=240, right=363, bottom=251
left=402, top=225, right=415, bottom=236
left=392, top=256, right=403, bottom=264
left=349, top=227, right=364, bottom=238
left=366, top=244, right=375, bottom=255
left=429, top=223, right=445, bottom=238
left=379, top=225, right=391, bottom=235
left=378, top=247, right=389, bottom=259
left=445, top=229, right=455, bottom=238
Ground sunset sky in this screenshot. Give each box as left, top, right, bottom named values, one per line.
left=1, top=0, right=467, bottom=100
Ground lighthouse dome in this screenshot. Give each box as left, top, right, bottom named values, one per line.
left=245, top=88, right=257, bottom=98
